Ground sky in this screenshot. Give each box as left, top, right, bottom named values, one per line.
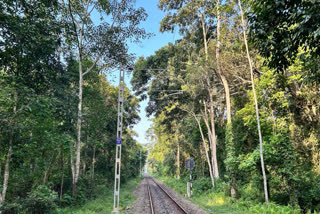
left=105, top=0, right=180, bottom=145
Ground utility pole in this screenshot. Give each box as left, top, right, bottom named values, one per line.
left=113, top=69, right=125, bottom=213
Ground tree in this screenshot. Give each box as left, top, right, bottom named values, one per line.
left=158, top=1, right=244, bottom=187
left=65, top=0, right=148, bottom=195
left=238, top=0, right=269, bottom=204
left=0, top=0, right=147, bottom=212
left=132, top=41, right=218, bottom=186
left=0, top=0, right=62, bottom=208
left=249, top=0, right=320, bottom=74
left=159, top=0, right=221, bottom=181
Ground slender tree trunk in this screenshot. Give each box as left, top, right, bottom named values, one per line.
left=201, top=10, right=220, bottom=179
left=91, top=144, right=96, bottom=181
left=222, top=78, right=236, bottom=197
left=202, top=101, right=218, bottom=178
left=60, top=147, right=64, bottom=200
left=68, top=0, right=86, bottom=196
left=177, top=135, right=180, bottom=179
left=0, top=92, right=17, bottom=210
left=60, top=172, right=64, bottom=200
left=194, top=116, right=215, bottom=187
left=74, top=60, right=83, bottom=195
left=72, top=23, right=84, bottom=195
left=70, top=140, right=76, bottom=196
left=81, top=152, right=86, bottom=176
left=220, top=76, right=231, bottom=123
left=200, top=13, right=212, bottom=172
left=43, top=151, right=57, bottom=184
left=215, top=0, right=236, bottom=196
left=0, top=136, right=13, bottom=209
left=200, top=13, right=208, bottom=61
left=213, top=0, right=224, bottom=179
left=238, top=0, right=269, bottom=204
left=208, top=95, right=219, bottom=178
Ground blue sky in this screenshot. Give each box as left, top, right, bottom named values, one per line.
left=105, top=0, right=180, bottom=144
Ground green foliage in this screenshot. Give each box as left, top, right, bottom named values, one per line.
left=0, top=1, right=147, bottom=212
left=2, top=0, right=320, bottom=213
left=193, top=177, right=214, bottom=195
left=157, top=175, right=301, bottom=214
left=23, top=185, right=58, bottom=213
left=58, top=178, right=141, bottom=213
left=249, top=0, right=320, bottom=76
left=144, top=38, right=320, bottom=212
left=3, top=185, right=58, bottom=213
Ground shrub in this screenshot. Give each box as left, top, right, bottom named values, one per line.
left=193, top=177, right=213, bottom=195
left=59, top=194, right=73, bottom=207
left=22, top=185, right=58, bottom=213
left=238, top=182, right=264, bottom=202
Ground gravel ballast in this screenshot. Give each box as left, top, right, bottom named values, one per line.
left=128, top=176, right=208, bottom=214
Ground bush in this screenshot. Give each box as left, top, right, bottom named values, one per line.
left=7, top=185, right=59, bottom=214
left=193, top=177, right=213, bottom=195
left=249, top=202, right=301, bottom=214
left=59, top=194, right=73, bottom=207
left=238, top=182, right=264, bottom=202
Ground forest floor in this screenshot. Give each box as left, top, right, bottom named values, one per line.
left=58, top=177, right=142, bottom=214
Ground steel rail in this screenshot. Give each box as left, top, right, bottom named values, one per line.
left=147, top=176, right=189, bottom=214
left=146, top=178, right=155, bottom=214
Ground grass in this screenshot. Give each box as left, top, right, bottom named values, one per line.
left=57, top=177, right=142, bottom=214
left=156, top=175, right=301, bottom=214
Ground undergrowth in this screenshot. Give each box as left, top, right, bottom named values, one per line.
left=156, top=175, right=303, bottom=214
left=57, top=177, right=141, bottom=214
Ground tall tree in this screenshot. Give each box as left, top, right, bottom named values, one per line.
left=238, top=0, right=269, bottom=204
left=159, top=0, right=222, bottom=182
left=65, top=0, right=147, bottom=195
left=249, top=0, right=320, bottom=74
left=0, top=0, right=62, bottom=208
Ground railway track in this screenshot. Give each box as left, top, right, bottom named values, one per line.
left=146, top=176, right=189, bottom=214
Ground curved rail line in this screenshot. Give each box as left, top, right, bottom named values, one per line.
left=146, top=176, right=189, bottom=214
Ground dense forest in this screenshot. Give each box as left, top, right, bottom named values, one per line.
left=0, top=0, right=147, bottom=213
left=132, top=0, right=320, bottom=213
left=1, top=0, right=320, bottom=213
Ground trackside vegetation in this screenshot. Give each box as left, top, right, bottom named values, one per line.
left=1, top=0, right=320, bottom=213
left=131, top=0, right=320, bottom=213
left=0, top=0, right=147, bottom=213
left=156, top=176, right=302, bottom=214
left=58, top=177, right=141, bottom=214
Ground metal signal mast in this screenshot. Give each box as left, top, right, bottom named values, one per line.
left=113, top=69, right=125, bottom=213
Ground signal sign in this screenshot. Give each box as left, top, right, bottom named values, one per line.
left=116, top=137, right=122, bottom=144
left=186, top=158, right=195, bottom=171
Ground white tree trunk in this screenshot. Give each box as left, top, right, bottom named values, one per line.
left=177, top=138, right=180, bottom=179
left=68, top=0, right=86, bottom=196
left=200, top=13, right=208, bottom=61
left=0, top=141, right=12, bottom=210
left=0, top=92, right=17, bottom=210
left=202, top=100, right=219, bottom=178
left=194, top=115, right=215, bottom=187
left=213, top=0, right=222, bottom=179
left=201, top=11, right=219, bottom=179
left=238, top=0, right=269, bottom=204
left=73, top=59, right=83, bottom=195
left=215, top=0, right=236, bottom=196
left=208, top=96, right=219, bottom=178
left=91, top=145, right=96, bottom=180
